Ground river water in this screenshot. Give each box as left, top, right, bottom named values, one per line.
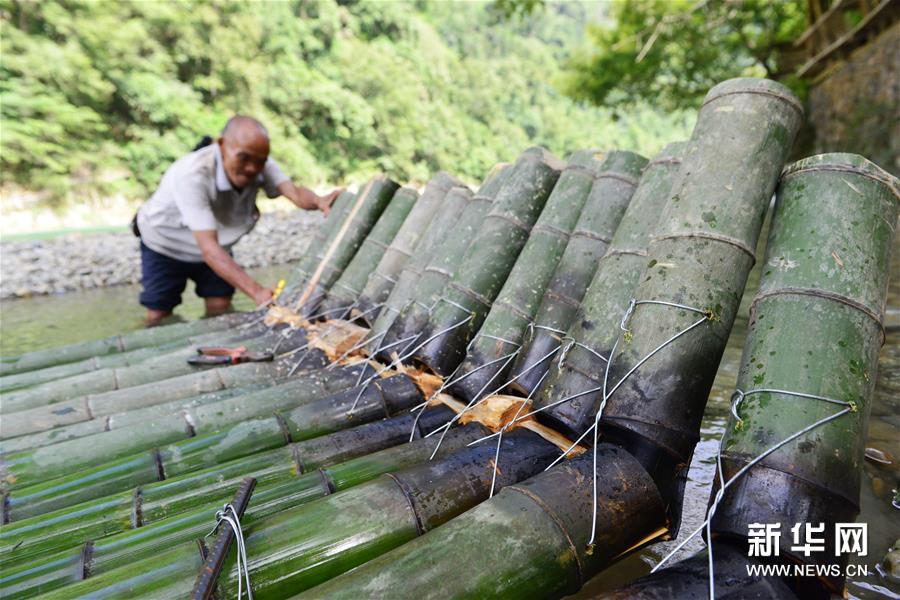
left=0, top=264, right=291, bottom=355
left=0, top=253, right=897, bottom=597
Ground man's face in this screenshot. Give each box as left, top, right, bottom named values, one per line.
left=218, top=134, right=269, bottom=190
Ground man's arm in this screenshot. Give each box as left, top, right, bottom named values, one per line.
left=277, top=181, right=340, bottom=215
left=193, top=230, right=273, bottom=306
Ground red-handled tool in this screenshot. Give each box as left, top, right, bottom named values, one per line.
left=187, top=346, right=274, bottom=366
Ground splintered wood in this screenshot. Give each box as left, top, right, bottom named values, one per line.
left=265, top=308, right=584, bottom=458
left=436, top=393, right=586, bottom=458
left=457, top=394, right=530, bottom=431
left=306, top=319, right=370, bottom=361
left=264, top=305, right=309, bottom=329
left=391, top=355, right=444, bottom=399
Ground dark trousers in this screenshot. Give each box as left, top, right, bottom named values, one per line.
left=139, top=242, right=235, bottom=311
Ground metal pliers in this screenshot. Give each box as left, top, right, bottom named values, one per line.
left=187, top=346, right=274, bottom=366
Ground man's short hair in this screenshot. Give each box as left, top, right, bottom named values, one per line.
left=221, top=115, right=268, bottom=139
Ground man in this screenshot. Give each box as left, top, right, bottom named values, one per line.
left=135, top=116, right=340, bottom=326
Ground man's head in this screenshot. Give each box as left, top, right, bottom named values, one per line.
left=217, top=116, right=270, bottom=190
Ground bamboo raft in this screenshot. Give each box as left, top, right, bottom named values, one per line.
left=1, top=78, right=897, bottom=599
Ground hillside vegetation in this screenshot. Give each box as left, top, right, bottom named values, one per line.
left=1, top=0, right=694, bottom=207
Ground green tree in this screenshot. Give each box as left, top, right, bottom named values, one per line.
left=0, top=0, right=692, bottom=208
left=561, top=0, right=808, bottom=111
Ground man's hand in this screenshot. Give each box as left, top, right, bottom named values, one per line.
left=193, top=230, right=272, bottom=304
left=252, top=286, right=275, bottom=307
left=314, top=189, right=341, bottom=216
left=278, top=181, right=343, bottom=215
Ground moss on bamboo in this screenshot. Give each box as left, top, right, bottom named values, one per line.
left=412, top=148, right=563, bottom=376
left=316, top=186, right=419, bottom=318
left=354, top=173, right=461, bottom=321
left=376, top=165, right=512, bottom=361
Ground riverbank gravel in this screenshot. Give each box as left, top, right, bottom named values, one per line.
left=0, top=210, right=322, bottom=299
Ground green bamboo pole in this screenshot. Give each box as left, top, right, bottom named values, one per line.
left=376, top=165, right=512, bottom=361
left=450, top=150, right=644, bottom=402
left=0, top=320, right=297, bottom=399
left=304, top=78, right=805, bottom=598
left=413, top=148, right=563, bottom=375
left=276, top=189, right=356, bottom=303
left=315, top=186, right=420, bottom=318
left=35, top=543, right=201, bottom=598
left=705, top=154, right=898, bottom=594
left=366, top=185, right=473, bottom=342
left=353, top=173, right=461, bottom=321
left=597, top=79, right=803, bottom=502
left=0, top=380, right=279, bottom=453
left=302, top=449, right=666, bottom=599
left=0, top=313, right=254, bottom=378
left=508, top=147, right=662, bottom=395
left=0, top=354, right=319, bottom=440
left=37, top=429, right=559, bottom=599
left=297, top=176, right=401, bottom=315
left=0, top=327, right=309, bottom=414
left=1, top=372, right=421, bottom=517
left=0, top=342, right=185, bottom=394
left=529, top=142, right=686, bottom=430
left=0, top=364, right=374, bottom=494
left=0, top=408, right=463, bottom=576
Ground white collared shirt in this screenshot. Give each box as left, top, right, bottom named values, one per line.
left=137, top=144, right=289, bottom=262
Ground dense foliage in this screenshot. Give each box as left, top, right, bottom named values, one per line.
left=561, top=0, right=808, bottom=110
left=0, top=0, right=693, bottom=206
